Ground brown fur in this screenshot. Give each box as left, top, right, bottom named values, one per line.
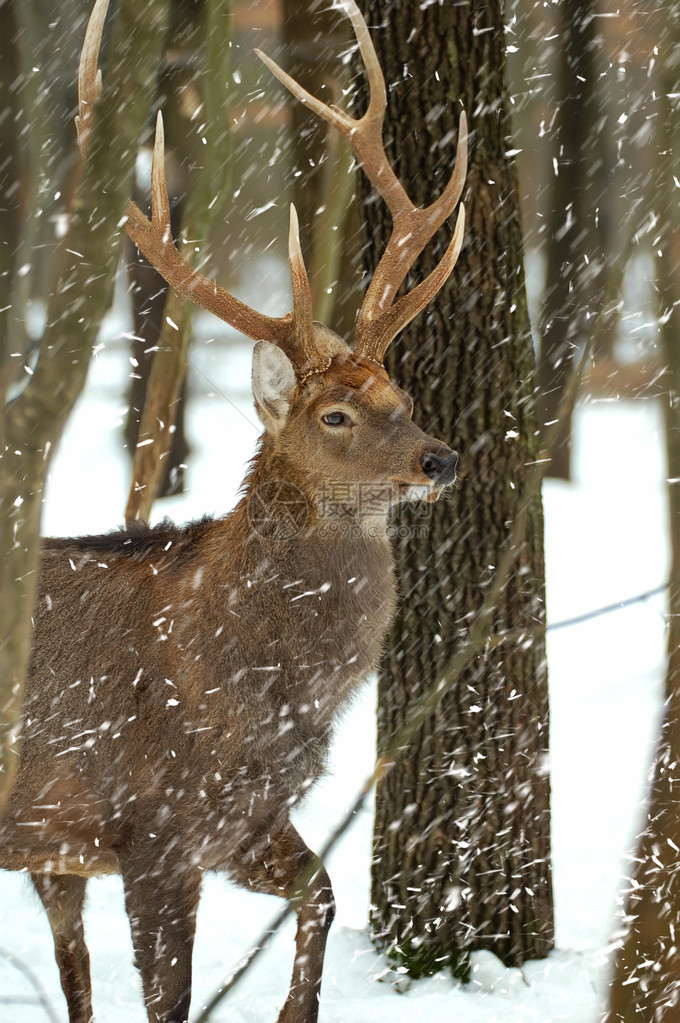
left=0, top=350, right=456, bottom=1023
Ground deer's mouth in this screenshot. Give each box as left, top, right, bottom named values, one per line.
left=392, top=479, right=442, bottom=503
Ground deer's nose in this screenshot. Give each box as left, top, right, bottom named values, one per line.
left=420, top=449, right=458, bottom=485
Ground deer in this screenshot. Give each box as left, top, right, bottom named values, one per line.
left=0, top=1, right=467, bottom=1021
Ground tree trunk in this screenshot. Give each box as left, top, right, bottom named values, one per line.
left=0, top=0, right=23, bottom=394
left=0, top=0, right=172, bottom=817
left=363, top=0, right=553, bottom=978
left=536, top=0, right=604, bottom=480
left=281, top=0, right=361, bottom=335
left=605, top=8, right=680, bottom=1019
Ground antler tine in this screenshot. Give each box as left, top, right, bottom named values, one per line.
left=288, top=205, right=320, bottom=369
left=355, top=109, right=468, bottom=352
left=75, top=0, right=109, bottom=159
left=254, top=0, right=384, bottom=128
left=257, top=0, right=468, bottom=366
left=255, top=49, right=355, bottom=136
left=150, top=112, right=171, bottom=236
left=356, top=204, right=466, bottom=363
left=430, top=111, right=468, bottom=227
left=75, top=0, right=338, bottom=375
left=357, top=110, right=470, bottom=366
left=255, top=0, right=410, bottom=218
left=125, top=119, right=302, bottom=358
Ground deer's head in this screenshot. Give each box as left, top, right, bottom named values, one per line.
left=78, top=0, right=467, bottom=522
left=251, top=331, right=458, bottom=522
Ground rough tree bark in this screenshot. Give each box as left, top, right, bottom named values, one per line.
left=605, top=8, right=680, bottom=1019
left=0, top=0, right=172, bottom=817
left=363, top=0, right=553, bottom=978
left=3, top=0, right=91, bottom=362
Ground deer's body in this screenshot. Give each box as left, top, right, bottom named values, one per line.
left=1, top=1, right=468, bottom=1020
left=1, top=454, right=396, bottom=880
left=0, top=350, right=453, bottom=1023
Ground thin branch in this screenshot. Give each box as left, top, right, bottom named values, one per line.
left=0, top=946, right=61, bottom=1023
left=547, top=582, right=668, bottom=634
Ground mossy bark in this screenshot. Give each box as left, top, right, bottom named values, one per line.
left=361, top=0, right=553, bottom=976
left=0, top=0, right=172, bottom=817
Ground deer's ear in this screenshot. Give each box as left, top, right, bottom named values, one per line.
left=252, top=341, right=297, bottom=430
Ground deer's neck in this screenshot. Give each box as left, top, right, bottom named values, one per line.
left=234, top=436, right=394, bottom=545
left=202, top=439, right=399, bottom=776
left=224, top=437, right=397, bottom=641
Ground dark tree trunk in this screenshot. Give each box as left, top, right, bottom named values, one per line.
left=605, top=8, right=680, bottom=1019
left=362, top=0, right=553, bottom=978
left=537, top=0, right=604, bottom=480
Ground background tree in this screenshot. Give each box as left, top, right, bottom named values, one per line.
left=123, top=0, right=208, bottom=502
left=124, top=0, right=232, bottom=524
left=362, top=0, right=553, bottom=977
left=536, top=0, right=609, bottom=480
left=0, top=0, right=172, bottom=816
left=281, top=0, right=361, bottom=337
left=605, top=6, right=680, bottom=1019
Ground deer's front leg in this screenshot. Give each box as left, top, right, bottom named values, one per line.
left=119, top=847, right=201, bottom=1023
left=233, top=819, right=336, bottom=1023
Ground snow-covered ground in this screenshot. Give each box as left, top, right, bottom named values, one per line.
left=0, top=310, right=668, bottom=1021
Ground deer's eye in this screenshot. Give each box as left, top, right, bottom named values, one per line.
left=321, top=411, right=352, bottom=428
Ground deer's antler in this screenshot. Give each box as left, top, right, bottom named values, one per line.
left=125, top=114, right=325, bottom=371
left=77, top=0, right=322, bottom=376
left=79, top=0, right=466, bottom=375
left=256, top=0, right=467, bottom=366
left=75, top=0, right=107, bottom=160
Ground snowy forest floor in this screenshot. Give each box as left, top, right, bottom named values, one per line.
left=0, top=302, right=668, bottom=1022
